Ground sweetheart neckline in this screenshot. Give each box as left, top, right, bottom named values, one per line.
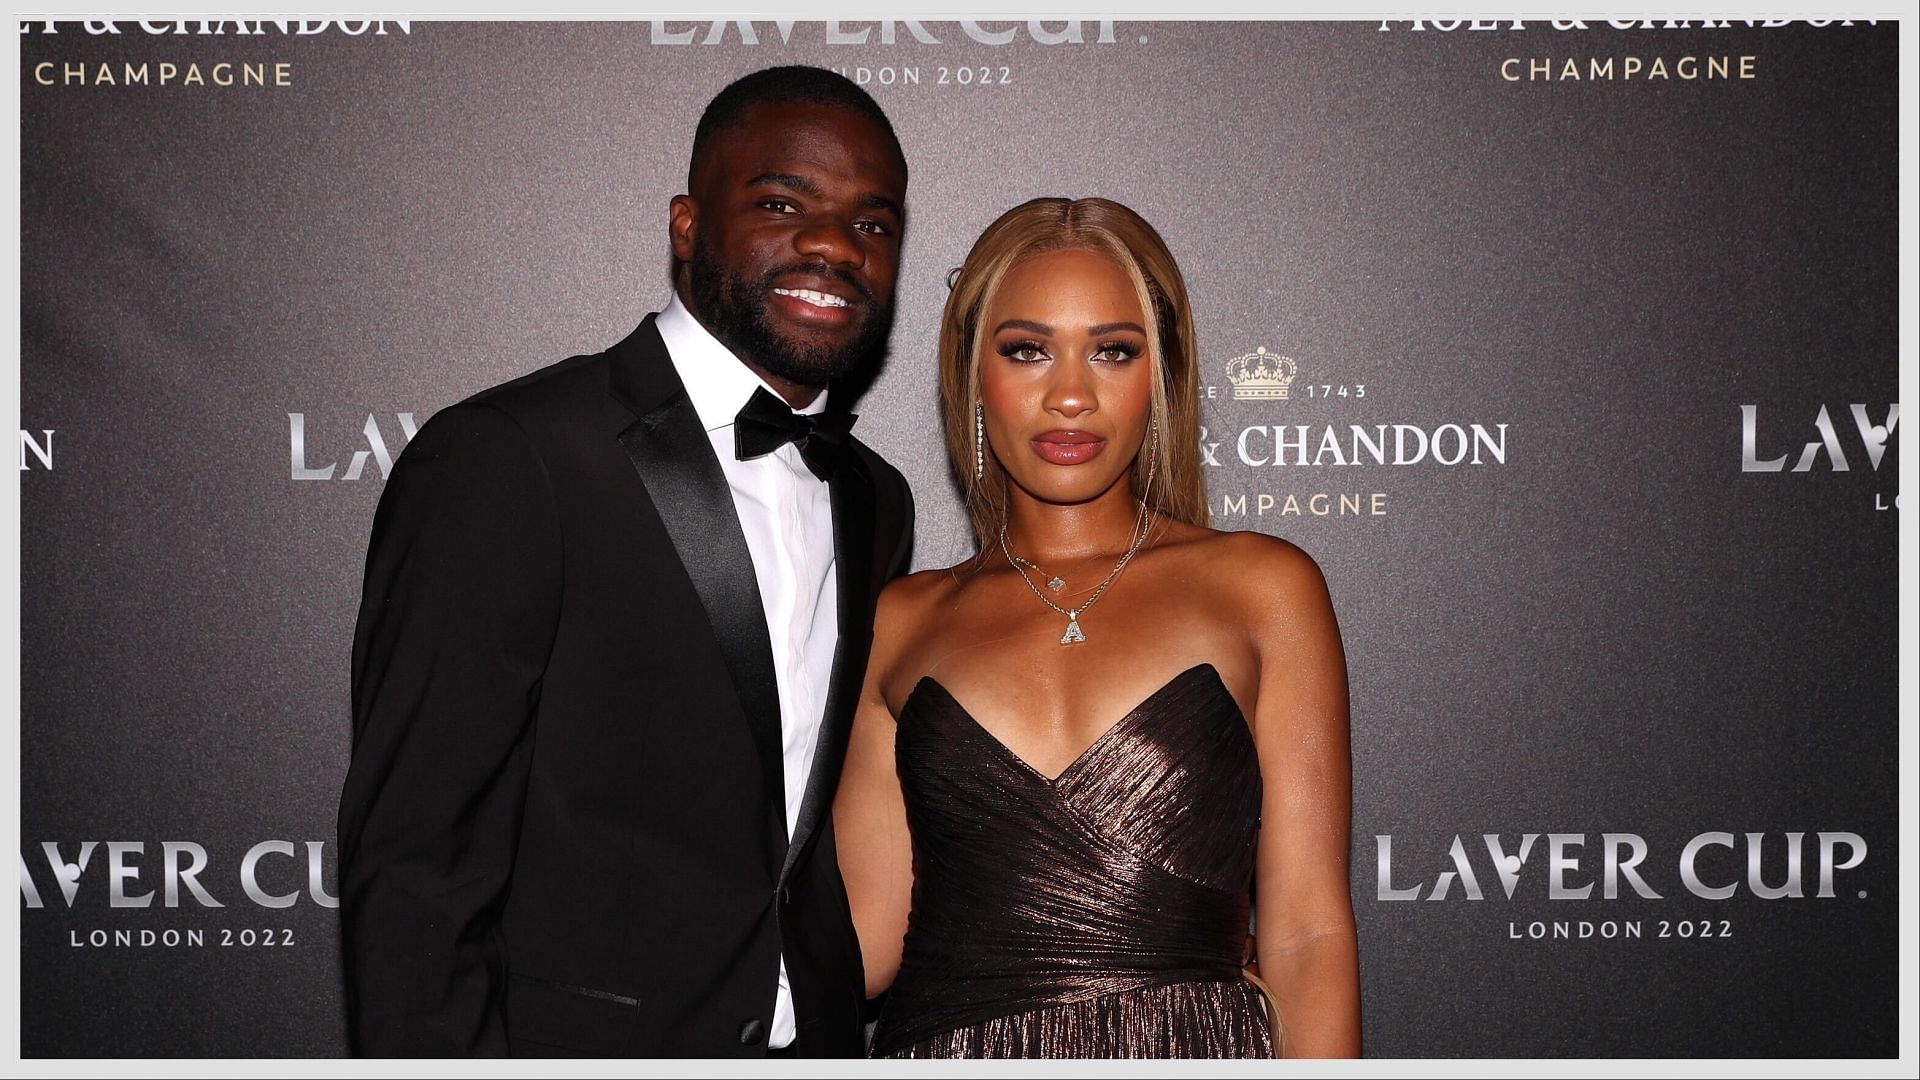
left=904, top=663, right=1237, bottom=786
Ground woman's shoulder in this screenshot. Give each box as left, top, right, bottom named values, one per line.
left=874, top=560, right=976, bottom=633
left=870, top=562, right=981, bottom=698
left=1209, top=525, right=1324, bottom=572
left=1159, top=521, right=1324, bottom=576
left=1172, top=525, right=1333, bottom=620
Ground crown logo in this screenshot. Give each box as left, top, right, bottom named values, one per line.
left=1225, top=347, right=1299, bottom=401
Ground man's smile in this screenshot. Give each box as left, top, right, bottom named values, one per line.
left=771, top=286, right=852, bottom=309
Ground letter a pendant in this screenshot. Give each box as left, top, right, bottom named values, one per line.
left=1060, top=617, right=1087, bottom=645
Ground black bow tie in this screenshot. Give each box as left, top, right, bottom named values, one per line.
left=733, top=386, right=855, bottom=481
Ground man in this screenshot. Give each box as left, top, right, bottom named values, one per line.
left=337, top=66, right=913, bottom=1057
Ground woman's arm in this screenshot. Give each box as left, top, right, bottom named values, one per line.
left=833, top=580, right=918, bottom=998
left=1243, top=535, right=1361, bottom=1057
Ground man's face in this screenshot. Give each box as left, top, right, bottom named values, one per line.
left=672, top=101, right=907, bottom=390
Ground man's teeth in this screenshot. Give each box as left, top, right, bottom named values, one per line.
left=773, top=287, right=850, bottom=309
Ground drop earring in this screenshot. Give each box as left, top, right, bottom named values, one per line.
left=974, top=403, right=985, bottom=483
left=1143, top=417, right=1159, bottom=501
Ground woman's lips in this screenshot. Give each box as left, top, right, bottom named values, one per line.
left=1031, top=432, right=1107, bottom=465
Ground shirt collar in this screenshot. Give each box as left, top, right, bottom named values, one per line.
left=655, top=291, right=829, bottom=434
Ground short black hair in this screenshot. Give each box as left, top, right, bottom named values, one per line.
left=688, top=65, right=905, bottom=189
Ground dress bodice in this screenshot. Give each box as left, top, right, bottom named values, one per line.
left=870, top=663, right=1265, bottom=1056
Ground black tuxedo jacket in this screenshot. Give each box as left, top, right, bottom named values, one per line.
left=337, top=315, right=913, bottom=1057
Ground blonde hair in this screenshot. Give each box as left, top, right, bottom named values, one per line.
left=939, top=197, right=1210, bottom=550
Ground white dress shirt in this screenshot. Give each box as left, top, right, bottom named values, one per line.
left=655, top=293, right=838, bottom=1050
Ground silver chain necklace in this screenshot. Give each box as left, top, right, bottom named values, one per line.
left=999, top=501, right=1155, bottom=646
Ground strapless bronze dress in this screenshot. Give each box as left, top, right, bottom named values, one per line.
left=869, top=663, right=1273, bottom=1059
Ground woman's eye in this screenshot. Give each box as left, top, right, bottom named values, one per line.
left=997, top=341, right=1049, bottom=363
left=1094, top=342, right=1142, bottom=363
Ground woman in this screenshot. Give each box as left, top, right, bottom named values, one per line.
left=834, top=197, right=1359, bottom=1058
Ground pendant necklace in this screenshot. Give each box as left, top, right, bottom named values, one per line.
left=1008, top=554, right=1066, bottom=593
left=1000, top=500, right=1155, bottom=646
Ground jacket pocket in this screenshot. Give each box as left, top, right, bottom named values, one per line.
left=506, top=972, right=638, bottom=1056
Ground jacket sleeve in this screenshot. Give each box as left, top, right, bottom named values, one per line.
left=336, top=401, right=563, bottom=1057
left=883, top=467, right=915, bottom=581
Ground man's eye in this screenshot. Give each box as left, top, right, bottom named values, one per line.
left=759, top=199, right=798, bottom=213
left=854, top=220, right=892, bottom=236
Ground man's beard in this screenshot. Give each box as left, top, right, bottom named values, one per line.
left=687, top=238, right=894, bottom=388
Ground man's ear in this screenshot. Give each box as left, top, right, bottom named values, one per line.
left=669, top=194, right=698, bottom=263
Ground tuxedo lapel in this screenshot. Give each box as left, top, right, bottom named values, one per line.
left=609, top=318, right=787, bottom=873
left=780, top=450, right=877, bottom=884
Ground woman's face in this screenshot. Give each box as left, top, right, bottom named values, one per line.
left=978, top=247, right=1156, bottom=509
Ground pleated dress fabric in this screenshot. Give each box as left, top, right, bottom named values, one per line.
left=869, top=663, right=1274, bottom=1059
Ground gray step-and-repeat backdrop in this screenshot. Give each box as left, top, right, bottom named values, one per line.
left=19, top=19, right=1900, bottom=1057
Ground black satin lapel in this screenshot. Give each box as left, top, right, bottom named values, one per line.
left=781, top=457, right=877, bottom=883
left=617, top=399, right=787, bottom=872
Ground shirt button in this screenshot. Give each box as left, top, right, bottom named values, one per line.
left=739, top=1018, right=766, bottom=1045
